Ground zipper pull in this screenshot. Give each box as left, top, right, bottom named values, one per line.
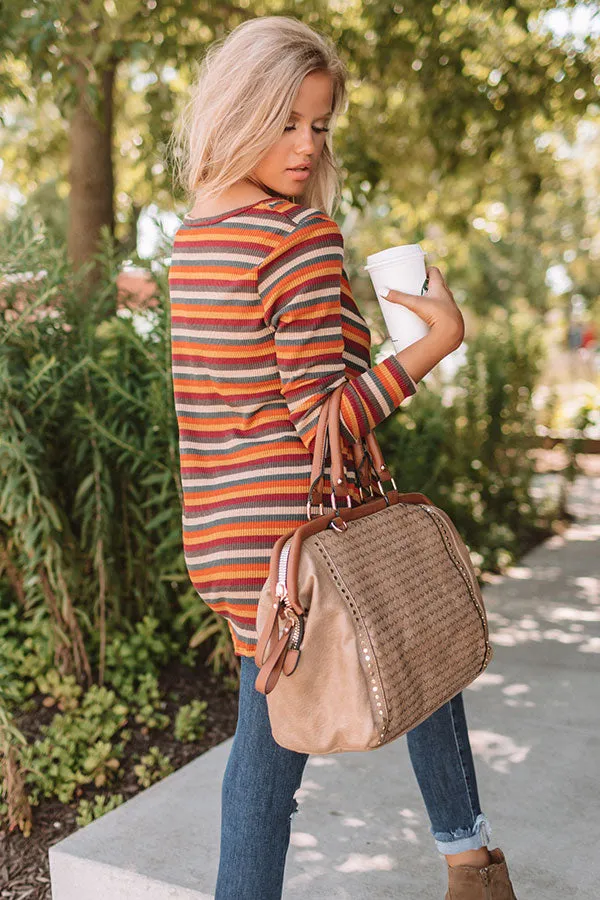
left=275, top=581, right=287, bottom=600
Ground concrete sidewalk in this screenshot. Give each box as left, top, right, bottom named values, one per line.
left=50, top=472, right=600, bottom=900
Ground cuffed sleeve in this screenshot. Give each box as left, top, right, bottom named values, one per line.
left=258, top=213, right=417, bottom=455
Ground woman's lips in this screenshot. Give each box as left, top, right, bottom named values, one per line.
left=287, top=168, right=310, bottom=180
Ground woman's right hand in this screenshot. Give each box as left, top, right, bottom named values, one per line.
left=381, top=266, right=465, bottom=353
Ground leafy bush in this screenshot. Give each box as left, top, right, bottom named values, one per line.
left=133, top=746, right=173, bottom=788
left=377, top=312, right=552, bottom=572
left=76, top=792, right=124, bottom=827
left=0, top=216, right=214, bottom=688
left=20, top=685, right=129, bottom=804
left=174, top=699, right=208, bottom=743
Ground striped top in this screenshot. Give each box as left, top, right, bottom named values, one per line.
left=168, top=196, right=418, bottom=657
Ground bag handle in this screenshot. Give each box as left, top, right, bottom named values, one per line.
left=307, top=383, right=398, bottom=517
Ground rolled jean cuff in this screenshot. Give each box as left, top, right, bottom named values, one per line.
left=432, top=813, right=492, bottom=856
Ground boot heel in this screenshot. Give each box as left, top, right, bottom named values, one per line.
left=444, top=847, right=518, bottom=900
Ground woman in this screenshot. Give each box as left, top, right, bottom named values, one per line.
left=167, top=15, right=519, bottom=900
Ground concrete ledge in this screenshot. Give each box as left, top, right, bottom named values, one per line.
left=49, top=738, right=230, bottom=900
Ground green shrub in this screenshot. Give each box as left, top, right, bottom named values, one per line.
left=0, top=216, right=213, bottom=689
left=377, top=312, right=552, bottom=573
left=75, top=792, right=125, bottom=828
left=133, top=746, right=173, bottom=788
left=174, top=699, right=208, bottom=743
left=20, top=685, right=130, bottom=804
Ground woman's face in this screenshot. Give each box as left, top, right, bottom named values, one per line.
left=247, top=70, right=334, bottom=198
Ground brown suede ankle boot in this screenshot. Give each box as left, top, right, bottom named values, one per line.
left=445, top=847, right=518, bottom=899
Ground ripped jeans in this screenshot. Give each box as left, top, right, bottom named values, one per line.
left=214, top=655, right=492, bottom=900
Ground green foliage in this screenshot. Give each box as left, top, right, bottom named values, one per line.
left=131, top=673, right=170, bottom=731
left=174, top=699, right=208, bottom=743
left=20, top=685, right=129, bottom=805
left=1, top=0, right=597, bottom=265
left=377, top=312, right=551, bottom=572
left=0, top=602, right=54, bottom=709
left=0, top=216, right=215, bottom=684
left=133, top=746, right=173, bottom=788
left=0, top=598, right=205, bottom=830
left=35, top=669, right=83, bottom=712
left=563, top=399, right=600, bottom=487
left=102, top=616, right=179, bottom=699
left=75, top=792, right=124, bottom=828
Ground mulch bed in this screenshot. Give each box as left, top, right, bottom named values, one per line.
left=1, top=449, right=597, bottom=899
left=0, top=650, right=241, bottom=900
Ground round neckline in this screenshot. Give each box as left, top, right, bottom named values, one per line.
left=183, top=196, right=284, bottom=225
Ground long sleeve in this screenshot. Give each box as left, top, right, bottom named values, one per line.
left=257, top=213, right=417, bottom=455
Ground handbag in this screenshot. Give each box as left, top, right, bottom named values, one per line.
left=254, top=381, right=494, bottom=754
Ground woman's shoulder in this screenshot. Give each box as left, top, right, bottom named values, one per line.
left=257, top=202, right=344, bottom=277
left=261, top=201, right=342, bottom=260
left=269, top=197, right=338, bottom=231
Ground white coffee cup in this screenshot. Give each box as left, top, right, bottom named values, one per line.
left=363, top=244, right=430, bottom=353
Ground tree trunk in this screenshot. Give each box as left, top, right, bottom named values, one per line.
left=68, top=60, right=116, bottom=303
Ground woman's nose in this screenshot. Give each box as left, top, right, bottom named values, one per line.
left=295, top=128, right=317, bottom=154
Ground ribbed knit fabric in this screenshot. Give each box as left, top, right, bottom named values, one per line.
left=168, top=196, right=418, bottom=657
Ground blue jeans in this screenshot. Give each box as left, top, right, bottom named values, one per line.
left=214, top=655, right=492, bottom=899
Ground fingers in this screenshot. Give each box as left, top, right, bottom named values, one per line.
left=426, top=265, right=446, bottom=287
left=379, top=285, right=421, bottom=304
left=426, top=265, right=454, bottom=298
left=380, top=266, right=449, bottom=304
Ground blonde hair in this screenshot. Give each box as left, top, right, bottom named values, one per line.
left=168, top=16, right=349, bottom=217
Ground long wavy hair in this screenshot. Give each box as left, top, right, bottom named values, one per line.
left=168, top=16, right=349, bottom=217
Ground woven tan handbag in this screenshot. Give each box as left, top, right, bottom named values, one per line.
left=255, top=382, right=494, bottom=754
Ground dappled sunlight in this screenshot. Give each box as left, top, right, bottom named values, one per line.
left=504, top=564, right=562, bottom=580
left=290, top=832, right=319, bottom=848
left=545, top=605, right=600, bottom=622
left=468, top=730, right=531, bottom=774
left=306, top=755, right=339, bottom=768
left=294, top=849, right=325, bottom=862
left=467, top=670, right=506, bottom=690
left=484, top=545, right=600, bottom=657
left=488, top=613, right=600, bottom=653
left=501, top=682, right=535, bottom=708
left=574, top=576, right=600, bottom=605
left=399, top=826, right=420, bottom=845
left=561, top=524, right=600, bottom=541
left=295, top=778, right=324, bottom=802
left=396, top=808, right=423, bottom=845
left=470, top=671, right=537, bottom=709
left=287, top=803, right=428, bottom=890
left=334, top=852, right=396, bottom=873
left=468, top=671, right=535, bottom=707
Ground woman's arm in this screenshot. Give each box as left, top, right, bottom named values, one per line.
left=258, top=213, right=420, bottom=455
left=394, top=328, right=458, bottom=386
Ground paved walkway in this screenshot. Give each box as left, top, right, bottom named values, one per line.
left=281, top=472, right=600, bottom=899
left=49, top=473, right=600, bottom=900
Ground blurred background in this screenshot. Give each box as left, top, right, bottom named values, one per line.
left=0, top=2, right=598, bottom=893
